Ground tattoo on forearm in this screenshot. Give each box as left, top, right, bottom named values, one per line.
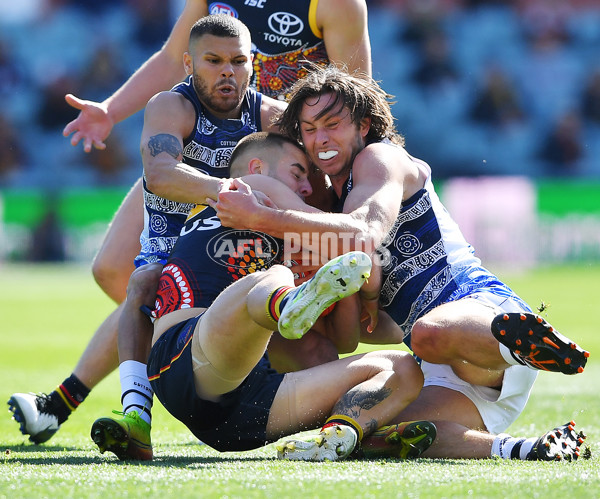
left=364, top=419, right=378, bottom=435
left=332, top=386, right=392, bottom=420
left=148, top=134, right=182, bottom=159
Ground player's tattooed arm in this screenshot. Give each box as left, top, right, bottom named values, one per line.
left=363, top=418, right=379, bottom=435
left=147, top=133, right=183, bottom=160
left=332, top=386, right=392, bottom=421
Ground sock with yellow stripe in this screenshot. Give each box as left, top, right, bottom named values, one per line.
left=49, top=374, right=91, bottom=425
left=265, top=286, right=294, bottom=323
left=322, top=415, right=363, bottom=446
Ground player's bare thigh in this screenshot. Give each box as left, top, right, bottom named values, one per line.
left=153, top=308, right=238, bottom=401
left=393, top=384, right=486, bottom=431
left=92, top=177, right=144, bottom=303
left=411, top=297, right=503, bottom=369
left=266, top=350, right=415, bottom=439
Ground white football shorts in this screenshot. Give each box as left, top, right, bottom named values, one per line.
left=421, top=291, right=538, bottom=434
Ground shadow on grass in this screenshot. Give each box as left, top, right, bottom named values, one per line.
left=2, top=444, right=82, bottom=453
left=2, top=445, right=477, bottom=468
left=1, top=443, right=277, bottom=467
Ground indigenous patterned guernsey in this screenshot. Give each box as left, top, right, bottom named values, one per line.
left=340, top=145, right=530, bottom=349
left=153, top=204, right=282, bottom=318
left=209, top=0, right=328, bottom=98
left=135, top=76, right=262, bottom=267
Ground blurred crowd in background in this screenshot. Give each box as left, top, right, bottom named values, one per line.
left=371, top=0, right=600, bottom=178
left=1, top=0, right=600, bottom=191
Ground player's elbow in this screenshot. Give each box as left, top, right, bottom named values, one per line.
left=143, top=167, right=170, bottom=197
left=92, top=255, right=129, bottom=303
left=345, top=215, right=386, bottom=254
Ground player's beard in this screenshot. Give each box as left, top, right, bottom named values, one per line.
left=192, top=73, right=250, bottom=117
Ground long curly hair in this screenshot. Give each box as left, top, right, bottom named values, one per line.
left=275, top=65, right=404, bottom=146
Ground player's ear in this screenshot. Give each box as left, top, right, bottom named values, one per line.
left=359, top=117, right=371, bottom=139
left=183, top=52, right=193, bottom=75
left=247, top=158, right=263, bottom=175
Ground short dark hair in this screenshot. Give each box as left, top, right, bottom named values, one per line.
left=229, top=132, right=304, bottom=177
left=276, top=65, right=404, bottom=146
left=189, top=14, right=251, bottom=48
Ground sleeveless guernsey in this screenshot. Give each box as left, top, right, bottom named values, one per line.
left=340, top=144, right=529, bottom=349
left=135, top=76, right=262, bottom=267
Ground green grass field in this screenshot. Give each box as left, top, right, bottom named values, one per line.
left=1, top=263, right=599, bottom=498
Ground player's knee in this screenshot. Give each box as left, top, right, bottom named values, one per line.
left=126, top=264, right=163, bottom=305
left=390, top=351, right=424, bottom=400
left=324, top=320, right=359, bottom=354
left=369, top=351, right=423, bottom=406
left=268, top=332, right=338, bottom=372
left=410, top=317, right=449, bottom=361
left=92, top=255, right=128, bottom=303
left=334, top=335, right=359, bottom=355
left=296, top=332, right=339, bottom=367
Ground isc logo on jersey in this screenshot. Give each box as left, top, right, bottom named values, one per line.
left=208, top=2, right=238, bottom=16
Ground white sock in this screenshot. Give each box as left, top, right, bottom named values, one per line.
left=491, top=434, right=537, bottom=460
left=119, top=360, right=153, bottom=425
left=498, top=343, right=523, bottom=366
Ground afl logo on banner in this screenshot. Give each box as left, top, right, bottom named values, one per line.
left=209, top=3, right=238, bottom=17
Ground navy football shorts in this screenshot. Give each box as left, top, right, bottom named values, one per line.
left=148, top=315, right=285, bottom=451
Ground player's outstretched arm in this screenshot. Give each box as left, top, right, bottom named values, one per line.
left=63, top=0, right=208, bottom=152
left=62, top=94, right=113, bottom=152
left=319, top=0, right=371, bottom=76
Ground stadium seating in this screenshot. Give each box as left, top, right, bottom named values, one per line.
left=1, top=1, right=599, bottom=189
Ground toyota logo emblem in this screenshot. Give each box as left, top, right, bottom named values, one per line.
left=268, top=12, right=304, bottom=37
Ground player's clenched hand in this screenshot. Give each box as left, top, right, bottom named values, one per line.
left=62, top=94, right=113, bottom=153
left=208, top=178, right=272, bottom=229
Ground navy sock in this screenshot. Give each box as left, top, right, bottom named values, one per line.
left=51, top=374, right=90, bottom=424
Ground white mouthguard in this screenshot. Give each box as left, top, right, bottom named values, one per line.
left=318, top=150, right=338, bottom=160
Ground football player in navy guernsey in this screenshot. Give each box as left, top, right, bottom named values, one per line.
left=8, top=0, right=371, bottom=446
left=90, top=131, right=434, bottom=462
